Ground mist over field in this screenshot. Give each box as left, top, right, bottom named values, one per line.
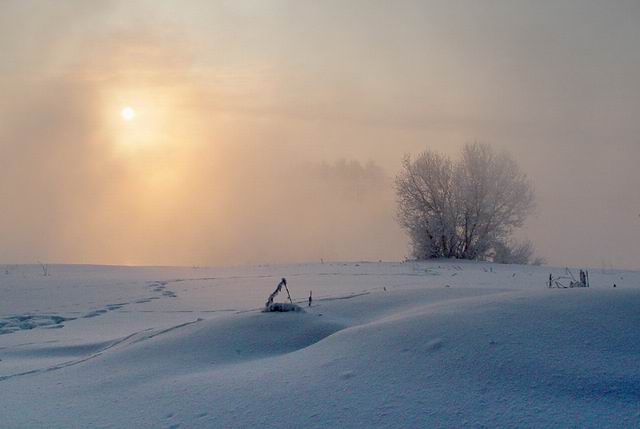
left=3, top=4, right=640, bottom=428
left=1, top=0, right=639, bottom=267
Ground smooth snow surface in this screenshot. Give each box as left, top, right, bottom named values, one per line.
left=0, top=262, right=638, bottom=428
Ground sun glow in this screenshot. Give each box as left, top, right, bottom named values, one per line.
left=121, top=106, right=136, bottom=121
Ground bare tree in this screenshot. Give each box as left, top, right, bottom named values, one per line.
left=396, top=143, right=536, bottom=262
left=396, top=151, right=459, bottom=259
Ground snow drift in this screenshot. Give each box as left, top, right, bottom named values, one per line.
left=0, top=262, right=638, bottom=428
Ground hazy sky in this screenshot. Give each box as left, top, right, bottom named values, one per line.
left=1, top=0, right=639, bottom=268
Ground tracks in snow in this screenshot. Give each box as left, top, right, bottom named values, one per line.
left=0, top=319, right=203, bottom=382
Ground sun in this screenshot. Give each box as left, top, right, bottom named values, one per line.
left=121, top=106, right=136, bottom=121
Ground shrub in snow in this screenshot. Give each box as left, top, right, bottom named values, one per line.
left=492, top=239, right=535, bottom=264
left=264, top=303, right=304, bottom=312
left=264, top=278, right=302, bottom=312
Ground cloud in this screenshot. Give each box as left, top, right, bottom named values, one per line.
left=0, top=21, right=406, bottom=265
left=1, top=1, right=639, bottom=267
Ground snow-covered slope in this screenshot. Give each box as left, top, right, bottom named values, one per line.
left=0, top=262, right=638, bottom=428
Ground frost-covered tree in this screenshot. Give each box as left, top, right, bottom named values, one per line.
left=395, top=143, right=536, bottom=262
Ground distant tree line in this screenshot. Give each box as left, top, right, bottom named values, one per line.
left=395, top=143, right=539, bottom=264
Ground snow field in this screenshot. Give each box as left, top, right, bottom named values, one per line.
left=0, top=261, right=638, bottom=428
